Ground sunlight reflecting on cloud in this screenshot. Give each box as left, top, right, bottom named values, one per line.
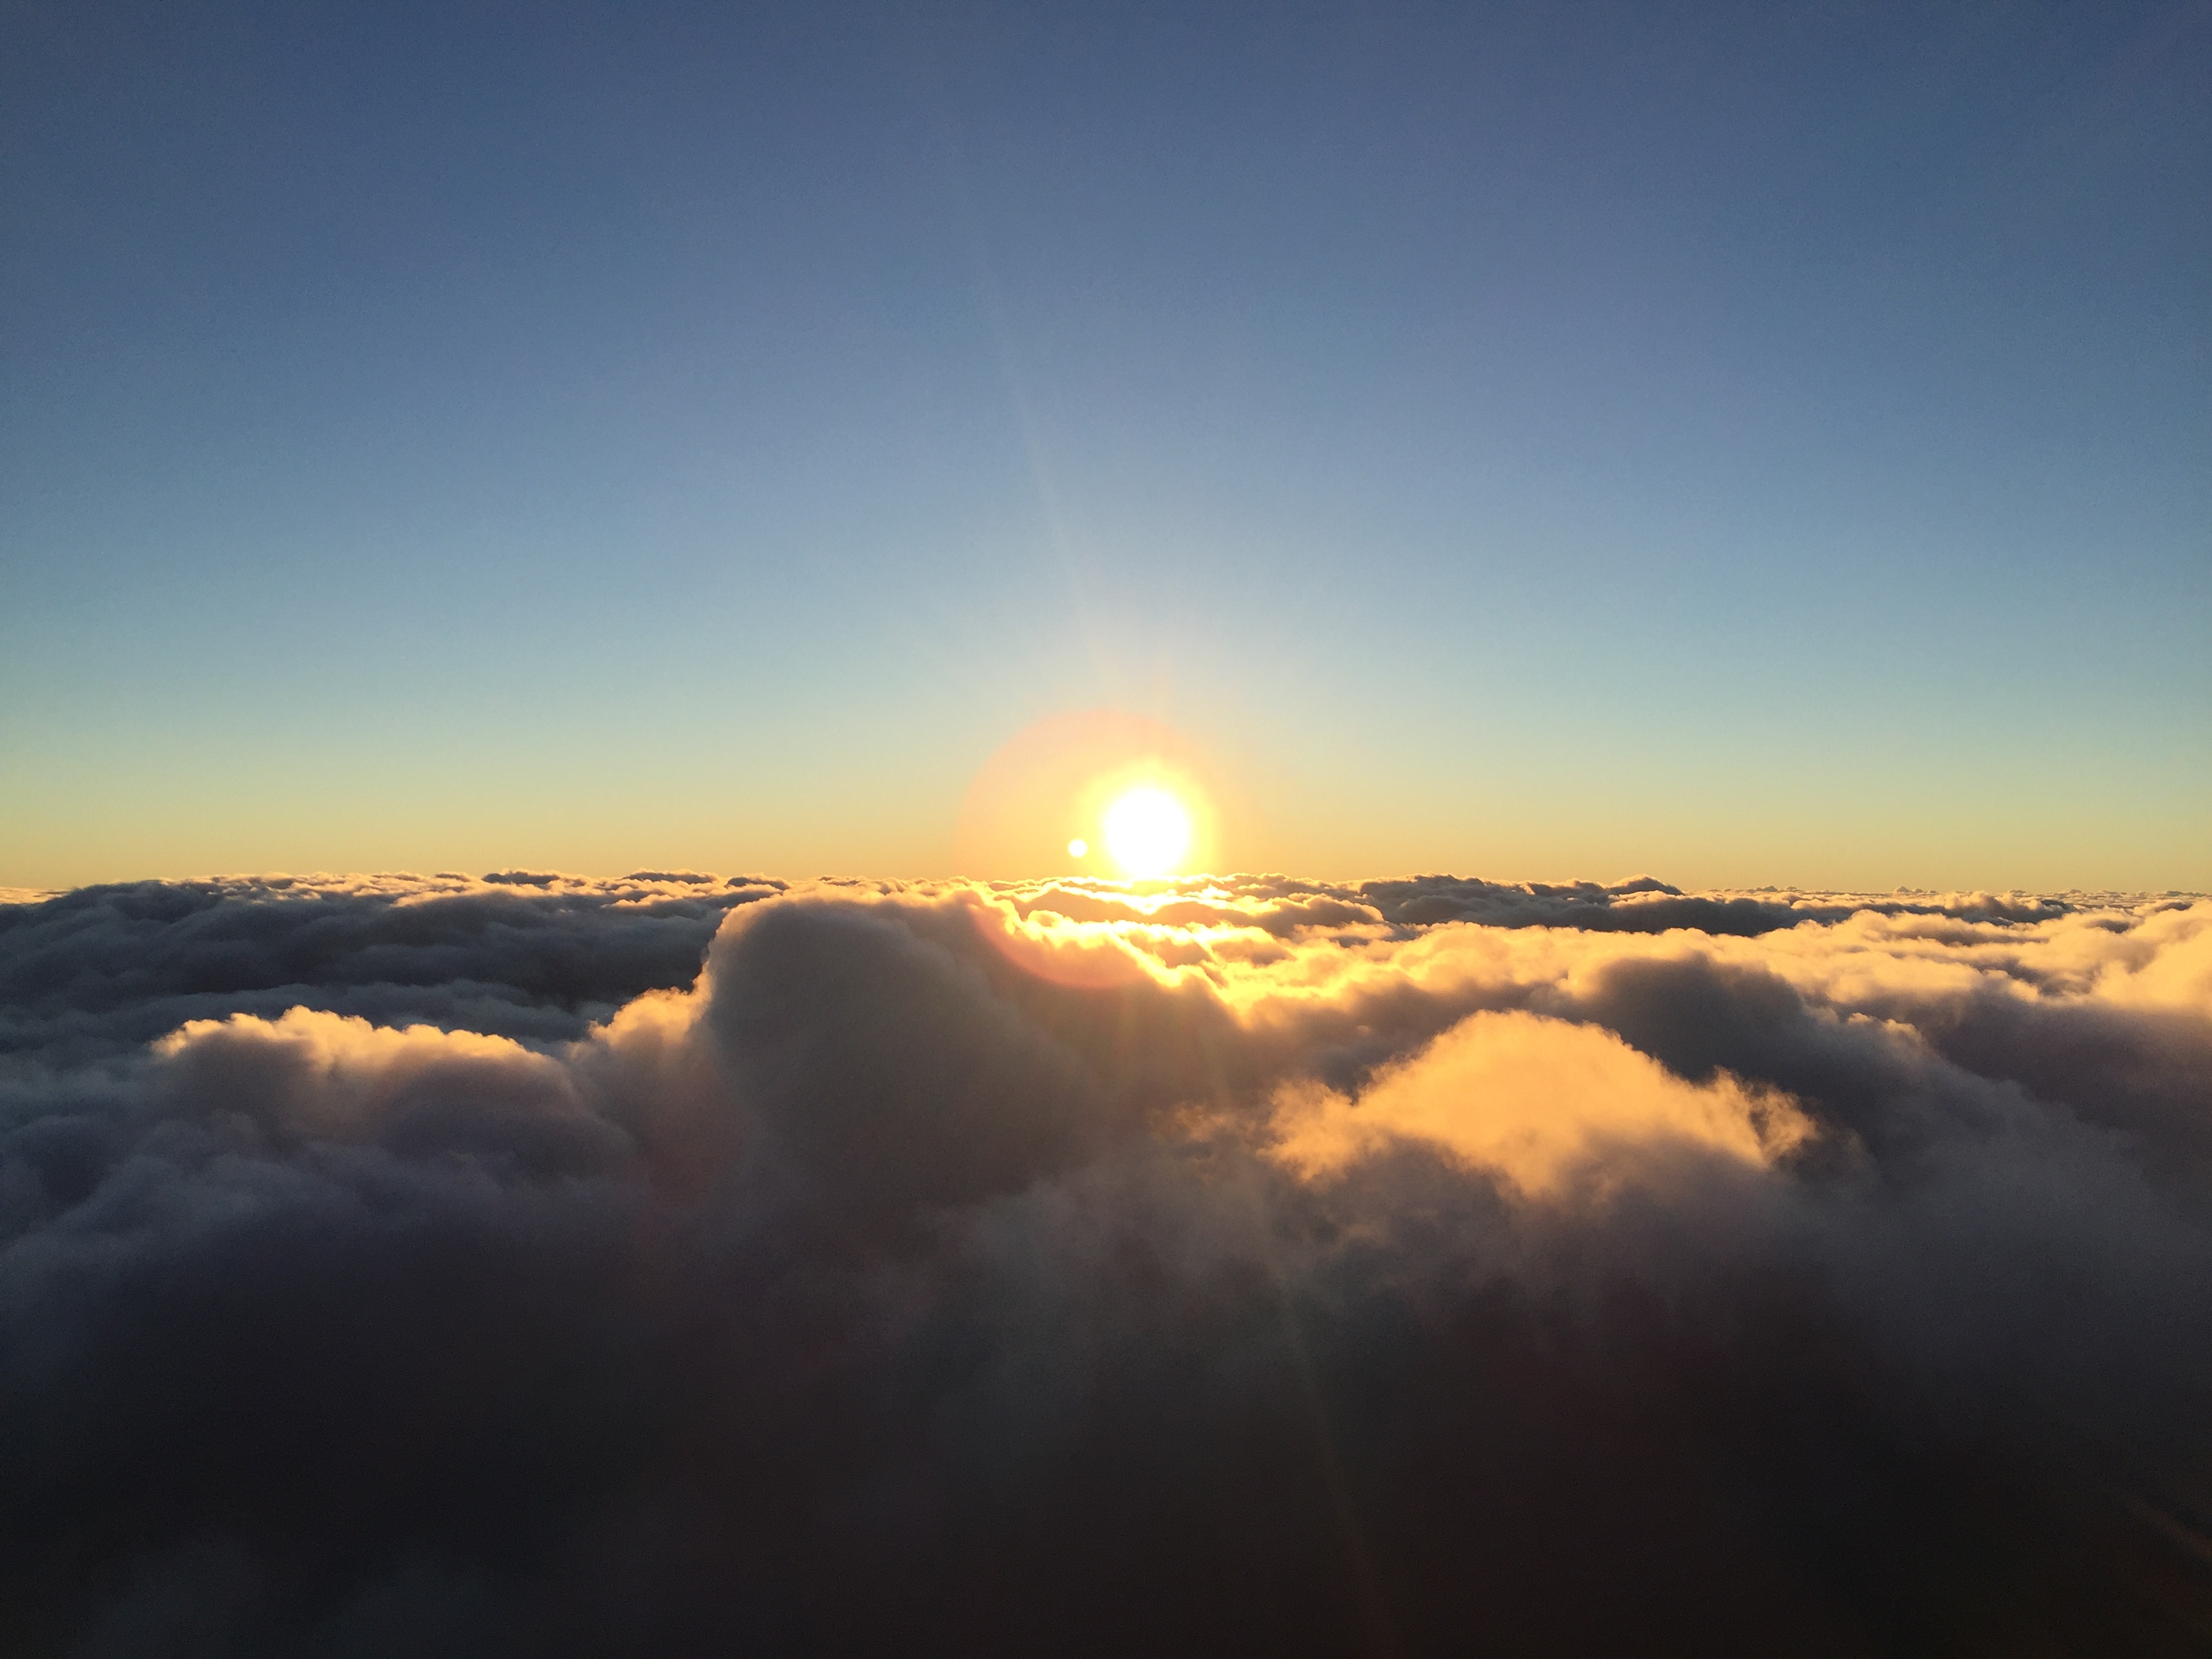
left=1269, top=1008, right=1811, bottom=1196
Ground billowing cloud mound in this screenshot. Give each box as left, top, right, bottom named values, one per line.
left=3, top=873, right=2210, bottom=1655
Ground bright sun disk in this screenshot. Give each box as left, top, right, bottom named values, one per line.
left=1103, top=787, right=1191, bottom=878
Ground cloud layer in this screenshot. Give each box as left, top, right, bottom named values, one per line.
left=3, top=872, right=2210, bottom=1655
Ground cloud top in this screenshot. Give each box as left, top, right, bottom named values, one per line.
left=2, top=873, right=2209, bottom=1654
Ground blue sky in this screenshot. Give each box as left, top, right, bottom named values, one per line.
left=4, top=1, right=2206, bottom=889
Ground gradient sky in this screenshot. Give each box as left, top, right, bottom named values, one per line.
left=4, top=0, right=2207, bottom=893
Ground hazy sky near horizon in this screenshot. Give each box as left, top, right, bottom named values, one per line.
left=4, top=0, right=2207, bottom=893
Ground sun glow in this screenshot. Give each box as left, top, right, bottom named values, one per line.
left=1103, top=787, right=1192, bottom=878
left=954, top=710, right=1224, bottom=881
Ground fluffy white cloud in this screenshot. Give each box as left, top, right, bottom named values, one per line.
left=2, top=874, right=2208, bottom=1654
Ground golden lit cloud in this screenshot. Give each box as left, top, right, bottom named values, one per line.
left=1268, top=1008, right=1811, bottom=1197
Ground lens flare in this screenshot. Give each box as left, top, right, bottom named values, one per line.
left=1103, top=787, right=1191, bottom=878
left=953, top=709, right=1223, bottom=882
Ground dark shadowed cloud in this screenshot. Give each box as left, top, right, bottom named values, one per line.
left=3, top=874, right=2209, bottom=1655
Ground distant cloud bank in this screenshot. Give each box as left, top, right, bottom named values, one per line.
left=3, top=873, right=2209, bottom=1654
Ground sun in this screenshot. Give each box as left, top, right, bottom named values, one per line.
left=1102, top=786, right=1191, bottom=878
left=954, top=710, right=1222, bottom=879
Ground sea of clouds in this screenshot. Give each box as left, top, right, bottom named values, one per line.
left=3, top=870, right=2209, bottom=1655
